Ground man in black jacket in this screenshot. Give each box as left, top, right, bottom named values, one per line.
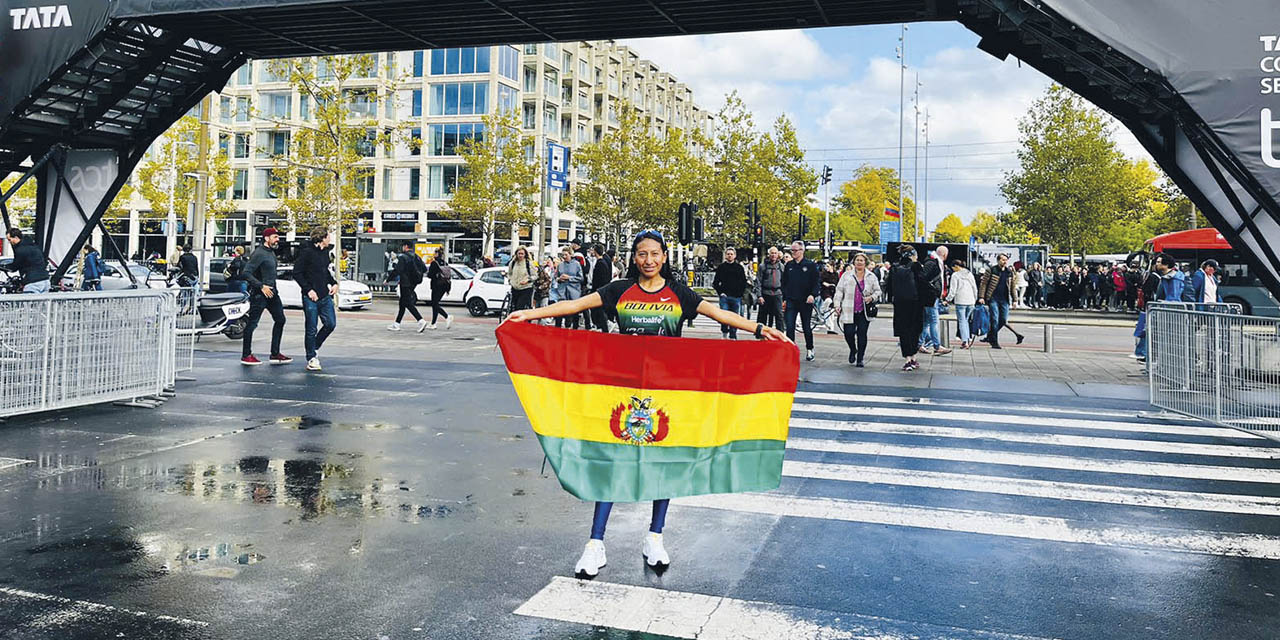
left=5, top=228, right=50, bottom=294
left=240, top=228, right=291, bottom=366
left=388, top=241, right=427, bottom=332
left=176, top=244, right=199, bottom=287
left=294, top=228, right=339, bottom=371
left=587, top=244, right=612, bottom=332
left=782, top=241, right=821, bottom=361
left=713, top=247, right=747, bottom=339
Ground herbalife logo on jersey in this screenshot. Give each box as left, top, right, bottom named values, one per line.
left=8, top=5, right=73, bottom=30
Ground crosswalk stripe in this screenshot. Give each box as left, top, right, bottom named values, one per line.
left=796, top=390, right=1167, bottom=421
left=792, top=403, right=1253, bottom=439
left=782, top=460, right=1280, bottom=515
left=790, top=418, right=1280, bottom=459
left=786, top=438, right=1280, bottom=484
left=515, top=577, right=1058, bottom=640
left=678, top=492, right=1280, bottom=560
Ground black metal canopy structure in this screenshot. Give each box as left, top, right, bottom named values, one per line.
left=1, top=0, right=1278, bottom=296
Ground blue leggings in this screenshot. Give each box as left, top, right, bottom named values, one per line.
left=590, top=500, right=669, bottom=540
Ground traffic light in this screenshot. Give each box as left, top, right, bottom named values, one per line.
left=752, top=223, right=765, bottom=246
left=743, top=199, right=761, bottom=245
left=677, top=202, right=692, bottom=244
left=825, top=230, right=833, bottom=253
left=797, top=213, right=810, bottom=240
left=693, top=217, right=704, bottom=243
left=820, top=165, right=832, bottom=185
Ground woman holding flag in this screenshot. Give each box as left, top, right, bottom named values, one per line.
left=505, top=229, right=791, bottom=577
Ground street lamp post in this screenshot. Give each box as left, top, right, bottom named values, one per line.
left=897, top=24, right=907, bottom=236
left=167, top=139, right=198, bottom=263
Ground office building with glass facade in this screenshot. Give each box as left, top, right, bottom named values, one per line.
left=102, top=41, right=712, bottom=266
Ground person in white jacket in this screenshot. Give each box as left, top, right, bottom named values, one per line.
left=945, top=259, right=979, bottom=349
left=832, top=253, right=882, bottom=367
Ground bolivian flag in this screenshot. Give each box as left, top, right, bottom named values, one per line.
left=496, top=321, right=799, bottom=503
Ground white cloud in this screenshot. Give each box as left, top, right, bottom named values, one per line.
left=620, top=30, right=847, bottom=122
left=620, top=27, right=1157, bottom=229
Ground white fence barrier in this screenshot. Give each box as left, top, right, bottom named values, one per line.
left=0, top=290, right=176, bottom=418
left=174, top=286, right=198, bottom=374
left=1148, top=304, right=1280, bottom=439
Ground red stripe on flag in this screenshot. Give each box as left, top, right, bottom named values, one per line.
left=496, top=321, right=799, bottom=395
left=884, top=207, right=901, bottom=219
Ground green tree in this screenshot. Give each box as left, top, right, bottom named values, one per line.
left=700, top=93, right=817, bottom=248
left=444, top=109, right=541, bottom=256
left=1001, top=84, right=1143, bottom=259
left=566, top=102, right=698, bottom=250
left=931, top=213, right=968, bottom=242
left=135, top=115, right=234, bottom=221
left=1, top=173, right=39, bottom=228
left=264, top=55, right=405, bottom=236
left=830, top=165, right=918, bottom=243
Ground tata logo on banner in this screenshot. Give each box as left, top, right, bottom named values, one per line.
left=8, top=5, right=73, bottom=30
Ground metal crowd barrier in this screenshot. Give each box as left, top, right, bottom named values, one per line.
left=0, top=290, right=177, bottom=418
left=174, top=286, right=199, bottom=374
left=1147, top=303, right=1280, bottom=439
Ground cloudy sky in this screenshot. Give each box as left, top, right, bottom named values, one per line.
left=622, top=22, right=1150, bottom=230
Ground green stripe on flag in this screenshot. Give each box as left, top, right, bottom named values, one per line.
left=536, top=434, right=786, bottom=503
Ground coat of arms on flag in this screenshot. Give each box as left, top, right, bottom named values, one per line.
left=495, top=321, right=800, bottom=503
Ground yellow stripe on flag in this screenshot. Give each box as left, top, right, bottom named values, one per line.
left=509, top=373, right=793, bottom=448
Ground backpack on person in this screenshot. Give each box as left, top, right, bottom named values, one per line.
left=401, top=253, right=427, bottom=286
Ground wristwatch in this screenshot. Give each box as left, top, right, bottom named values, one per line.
left=754, top=323, right=764, bottom=339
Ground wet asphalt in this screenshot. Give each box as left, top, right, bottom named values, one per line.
left=0, top=319, right=1278, bottom=639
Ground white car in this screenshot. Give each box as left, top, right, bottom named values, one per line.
left=462, top=266, right=512, bottom=316
left=275, top=266, right=373, bottom=310
left=413, top=263, right=475, bottom=306
left=60, top=261, right=170, bottom=290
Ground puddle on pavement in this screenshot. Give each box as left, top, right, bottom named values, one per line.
left=157, top=541, right=266, bottom=578
left=87, top=454, right=477, bottom=524
left=276, top=416, right=401, bottom=431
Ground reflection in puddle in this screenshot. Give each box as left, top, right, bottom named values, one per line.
left=275, top=416, right=401, bottom=431
left=75, top=454, right=476, bottom=524
left=158, top=541, right=265, bottom=575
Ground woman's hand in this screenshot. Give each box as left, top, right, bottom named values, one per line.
left=506, top=310, right=532, bottom=323
left=761, top=325, right=792, bottom=344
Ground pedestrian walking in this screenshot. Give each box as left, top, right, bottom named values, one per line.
left=713, top=247, right=747, bottom=339
left=504, top=229, right=790, bottom=577
left=224, top=245, right=248, bottom=294
left=5, top=228, right=50, bottom=294
left=586, top=244, right=612, bottom=332
left=535, top=253, right=554, bottom=309
left=918, top=245, right=951, bottom=356
left=293, top=228, right=339, bottom=371
left=884, top=244, right=924, bottom=371
left=832, top=252, right=880, bottom=366
left=1026, top=262, right=1044, bottom=308
left=1184, top=259, right=1222, bottom=305
left=387, top=241, right=428, bottom=332
left=1110, top=265, right=1128, bottom=312
left=426, top=247, right=454, bottom=330
left=977, top=253, right=1025, bottom=349
left=946, top=259, right=979, bottom=349
left=820, top=261, right=840, bottom=335
left=1012, top=264, right=1027, bottom=310
left=240, top=228, right=291, bottom=366
left=756, top=246, right=785, bottom=332
left=553, top=247, right=583, bottom=329
left=508, top=246, right=536, bottom=312
left=782, top=241, right=820, bottom=362
left=81, top=245, right=105, bottom=291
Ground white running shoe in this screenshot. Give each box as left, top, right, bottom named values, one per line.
left=574, top=539, right=607, bottom=577
left=387, top=323, right=401, bottom=332
left=306, top=357, right=322, bottom=371
left=642, top=532, right=669, bottom=567
left=428, top=323, right=438, bottom=330
left=445, top=316, right=454, bottom=329
left=417, top=319, right=428, bottom=333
